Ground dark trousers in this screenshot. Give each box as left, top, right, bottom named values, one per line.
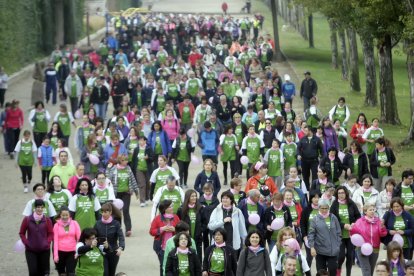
left=315, top=254, right=337, bottom=276
left=338, top=238, right=353, bottom=276
left=25, top=249, right=50, bottom=276
left=59, top=81, right=67, bottom=99
left=104, top=251, right=120, bottom=276
left=235, top=151, right=243, bottom=175
left=6, top=127, right=20, bottom=153
left=55, top=250, right=76, bottom=274
left=301, top=159, right=318, bottom=191
left=45, top=84, right=57, bottom=104
left=0, top=88, right=6, bottom=107
left=112, top=95, right=123, bottom=110
left=303, top=96, right=311, bottom=111
left=305, top=245, right=314, bottom=269
left=202, top=229, right=211, bottom=253
left=246, top=163, right=253, bottom=179
left=20, top=165, right=33, bottom=184
left=117, top=192, right=132, bottom=231
left=177, top=160, right=190, bottom=186
left=42, top=169, right=51, bottom=185
left=155, top=248, right=164, bottom=276
left=223, top=160, right=237, bottom=184
left=33, top=132, right=47, bottom=148
left=69, top=97, right=79, bottom=114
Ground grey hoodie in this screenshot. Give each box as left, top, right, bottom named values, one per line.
left=308, top=214, right=341, bottom=256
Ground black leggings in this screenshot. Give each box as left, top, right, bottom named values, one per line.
left=104, top=251, right=120, bottom=276
left=25, top=249, right=50, bottom=276
left=55, top=250, right=76, bottom=274
left=42, top=169, right=51, bottom=185
left=20, top=165, right=33, bottom=184
left=316, top=254, right=337, bottom=276
left=117, top=192, right=131, bottom=231
left=6, top=128, right=20, bottom=153
left=305, top=244, right=314, bottom=269
left=338, top=238, right=354, bottom=276
left=33, top=132, right=47, bottom=148
left=0, top=88, right=6, bottom=107
left=177, top=160, right=190, bottom=186
left=222, top=160, right=237, bottom=184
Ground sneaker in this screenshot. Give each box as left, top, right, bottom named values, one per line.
left=24, top=186, right=28, bottom=193
left=9, top=153, right=14, bottom=159
left=126, top=231, right=132, bottom=237
left=140, top=203, right=146, bottom=207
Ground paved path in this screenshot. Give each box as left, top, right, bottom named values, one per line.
left=0, top=0, right=382, bottom=275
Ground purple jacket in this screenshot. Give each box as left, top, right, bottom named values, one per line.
left=19, top=215, right=53, bottom=252
left=323, top=126, right=339, bottom=154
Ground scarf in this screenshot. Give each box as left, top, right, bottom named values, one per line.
left=248, top=133, right=256, bottom=138
left=319, top=178, right=327, bottom=184
left=164, top=213, right=174, bottom=219
left=101, top=216, right=113, bottom=224
left=387, top=191, right=392, bottom=200
left=338, top=199, right=347, bottom=204
left=393, top=210, right=403, bottom=217
left=311, top=203, right=318, bottom=209
left=266, top=125, right=272, bottom=131
left=284, top=200, right=294, bottom=207
left=96, top=135, right=103, bottom=141
left=364, top=215, right=376, bottom=224
left=177, top=247, right=189, bottom=254
left=319, top=211, right=330, bottom=219
left=97, top=182, right=107, bottom=190
left=378, top=147, right=386, bottom=153
left=248, top=245, right=261, bottom=253
left=33, top=213, right=44, bottom=222
left=273, top=204, right=283, bottom=211
left=247, top=197, right=256, bottom=205
left=129, top=135, right=137, bottom=140
left=82, top=122, right=90, bottom=128
left=352, top=149, right=358, bottom=155
left=188, top=203, right=195, bottom=209
left=215, top=242, right=226, bottom=248
left=222, top=205, right=232, bottom=210
left=111, top=141, right=120, bottom=147
left=328, top=155, right=335, bottom=161
left=116, top=164, right=126, bottom=170
left=204, top=194, right=213, bottom=200
left=159, top=166, right=168, bottom=171
left=284, top=108, right=291, bottom=113
left=61, top=218, right=72, bottom=227
left=371, top=126, right=379, bottom=131
left=363, top=187, right=372, bottom=193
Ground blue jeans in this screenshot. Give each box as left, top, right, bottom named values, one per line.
left=95, top=103, right=106, bottom=119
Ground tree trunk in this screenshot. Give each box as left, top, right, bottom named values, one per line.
left=281, top=0, right=287, bottom=20
left=346, top=28, right=361, bottom=91
left=287, top=0, right=292, bottom=25
left=338, top=28, right=348, bottom=80
left=298, top=6, right=308, bottom=40
left=404, top=39, right=414, bottom=142
left=270, top=0, right=285, bottom=61
left=328, top=19, right=338, bottom=69
left=308, top=14, right=314, bottom=48
left=378, top=34, right=400, bottom=124
left=361, top=36, right=377, bottom=106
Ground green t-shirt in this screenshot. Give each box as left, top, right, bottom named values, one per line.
left=353, top=154, right=359, bottom=175
left=160, top=189, right=182, bottom=214
left=177, top=253, right=190, bottom=276
left=167, top=84, right=179, bottom=99
left=33, top=111, right=48, bottom=133
left=75, top=195, right=97, bottom=230
left=234, top=125, right=243, bottom=145
left=271, top=209, right=285, bottom=241
left=289, top=205, right=297, bottom=222
left=234, top=193, right=241, bottom=205
left=255, top=95, right=264, bottom=111
left=155, top=133, right=163, bottom=155
left=325, top=217, right=331, bottom=229
left=95, top=188, right=110, bottom=204
left=320, top=183, right=327, bottom=194
left=363, top=191, right=372, bottom=203
left=267, top=149, right=282, bottom=177
left=127, top=139, right=139, bottom=161
left=245, top=136, right=261, bottom=164
left=154, top=169, right=173, bottom=196
left=221, top=135, right=236, bottom=162
left=177, top=140, right=190, bottom=162
left=156, top=96, right=166, bottom=113
left=187, top=79, right=199, bottom=97
left=401, top=186, right=414, bottom=216
left=210, top=247, right=225, bottom=273
left=49, top=190, right=70, bottom=212
left=339, top=203, right=350, bottom=238
left=247, top=204, right=258, bottom=232
left=136, top=147, right=148, bottom=172
left=75, top=247, right=104, bottom=276
left=117, top=168, right=129, bottom=193
left=332, top=106, right=346, bottom=124
left=377, top=151, right=388, bottom=177
left=199, top=106, right=208, bottom=124
left=283, top=143, right=297, bottom=170
left=81, top=127, right=94, bottom=146
left=394, top=216, right=408, bottom=248
left=58, top=113, right=71, bottom=136
left=366, top=129, right=383, bottom=155
left=189, top=208, right=196, bottom=239
left=308, top=209, right=318, bottom=228
left=18, top=140, right=34, bottom=166
left=181, top=105, right=192, bottom=124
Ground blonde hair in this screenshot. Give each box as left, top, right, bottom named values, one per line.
left=362, top=203, right=376, bottom=214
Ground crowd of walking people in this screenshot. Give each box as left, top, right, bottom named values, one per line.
left=3, top=9, right=414, bottom=276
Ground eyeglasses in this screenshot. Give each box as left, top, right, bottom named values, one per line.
left=320, top=207, right=329, bottom=210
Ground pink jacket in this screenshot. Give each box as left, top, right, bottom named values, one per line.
left=53, top=219, right=81, bottom=261
left=161, top=118, right=180, bottom=141
left=350, top=216, right=387, bottom=249
left=67, top=175, right=89, bottom=194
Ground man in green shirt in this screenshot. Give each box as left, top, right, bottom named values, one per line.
left=150, top=176, right=184, bottom=221
left=49, top=151, right=76, bottom=187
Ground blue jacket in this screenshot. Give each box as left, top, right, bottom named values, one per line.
left=198, top=129, right=219, bottom=156
left=103, top=143, right=128, bottom=165
left=282, top=82, right=296, bottom=99
left=148, top=130, right=172, bottom=156
left=382, top=210, right=414, bottom=248
left=39, top=145, right=54, bottom=167
left=194, top=171, right=221, bottom=197
left=238, top=198, right=265, bottom=234
left=44, top=68, right=58, bottom=86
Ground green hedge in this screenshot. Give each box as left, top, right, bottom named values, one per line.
left=0, top=0, right=84, bottom=74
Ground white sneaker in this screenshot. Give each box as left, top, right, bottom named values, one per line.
left=140, top=203, right=146, bottom=207
left=24, top=186, right=28, bottom=193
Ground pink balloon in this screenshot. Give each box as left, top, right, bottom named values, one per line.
left=240, top=156, right=249, bottom=165
left=187, top=128, right=195, bottom=138
left=338, top=151, right=345, bottom=162
left=74, top=109, right=82, bottom=119
left=351, top=234, right=364, bottom=247
left=14, top=239, right=25, bottom=253
left=89, top=154, right=100, bottom=165
left=248, top=214, right=260, bottom=225
left=393, top=234, right=404, bottom=247
left=113, top=199, right=124, bottom=210
left=361, top=243, right=373, bottom=256
left=191, top=154, right=201, bottom=165
left=271, top=218, right=284, bottom=230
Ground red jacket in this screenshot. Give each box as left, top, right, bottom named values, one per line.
left=350, top=216, right=387, bottom=249
left=177, top=102, right=195, bottom=121
left=245, top=175, right=278, bottom=195
left=188, top=52, right=203, bottom=67
left=149, top=214, right=180, bottom=241
left=350, top=123, right=369, bottom=145
left=5, top=108, right=24, bottom=129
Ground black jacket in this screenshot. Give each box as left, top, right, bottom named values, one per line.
left=199, top=196, right=220, bottom=230
left=231, top=122, right=248, bottom=139
left=309, top=179, right=334, bottom=198
left=330, top=199, right=361, bottom=231
left=297, top=135, right=323, bottom=161
left=369, top=147, right=396, bottom=178
left=131, top=145, right=154, bottom=176
left=300, top=206, right=318, bottom=239
left=194, top=171, right=221, bottom=197
left=281, top=109, right=296, bottom=122
left=172, top=136, right=195, bottom=159
left=254, top=120, right=267, bottom=134
left=300, top=77, right=318, bottom=99
left=90, top=85, right=110, bottom=105
left=319, top=156, right=343, bottom=183
left=260, top=128, right=276, bottom=149
left=94, top=219, right=125, bottom=251
left=263, top=205, right=293, bottom=241
left=224, top=189, right=247, bottom=206
left=165, top=247, right=201, bottom=276
left=202, top=245, right=237, bottom=276
left=342, top=151, right=370, bottom=181
left=250, top=94, right=268, bottom=112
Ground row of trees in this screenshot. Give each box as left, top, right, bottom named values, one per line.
left=270, top=0, right=414, bottom=142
